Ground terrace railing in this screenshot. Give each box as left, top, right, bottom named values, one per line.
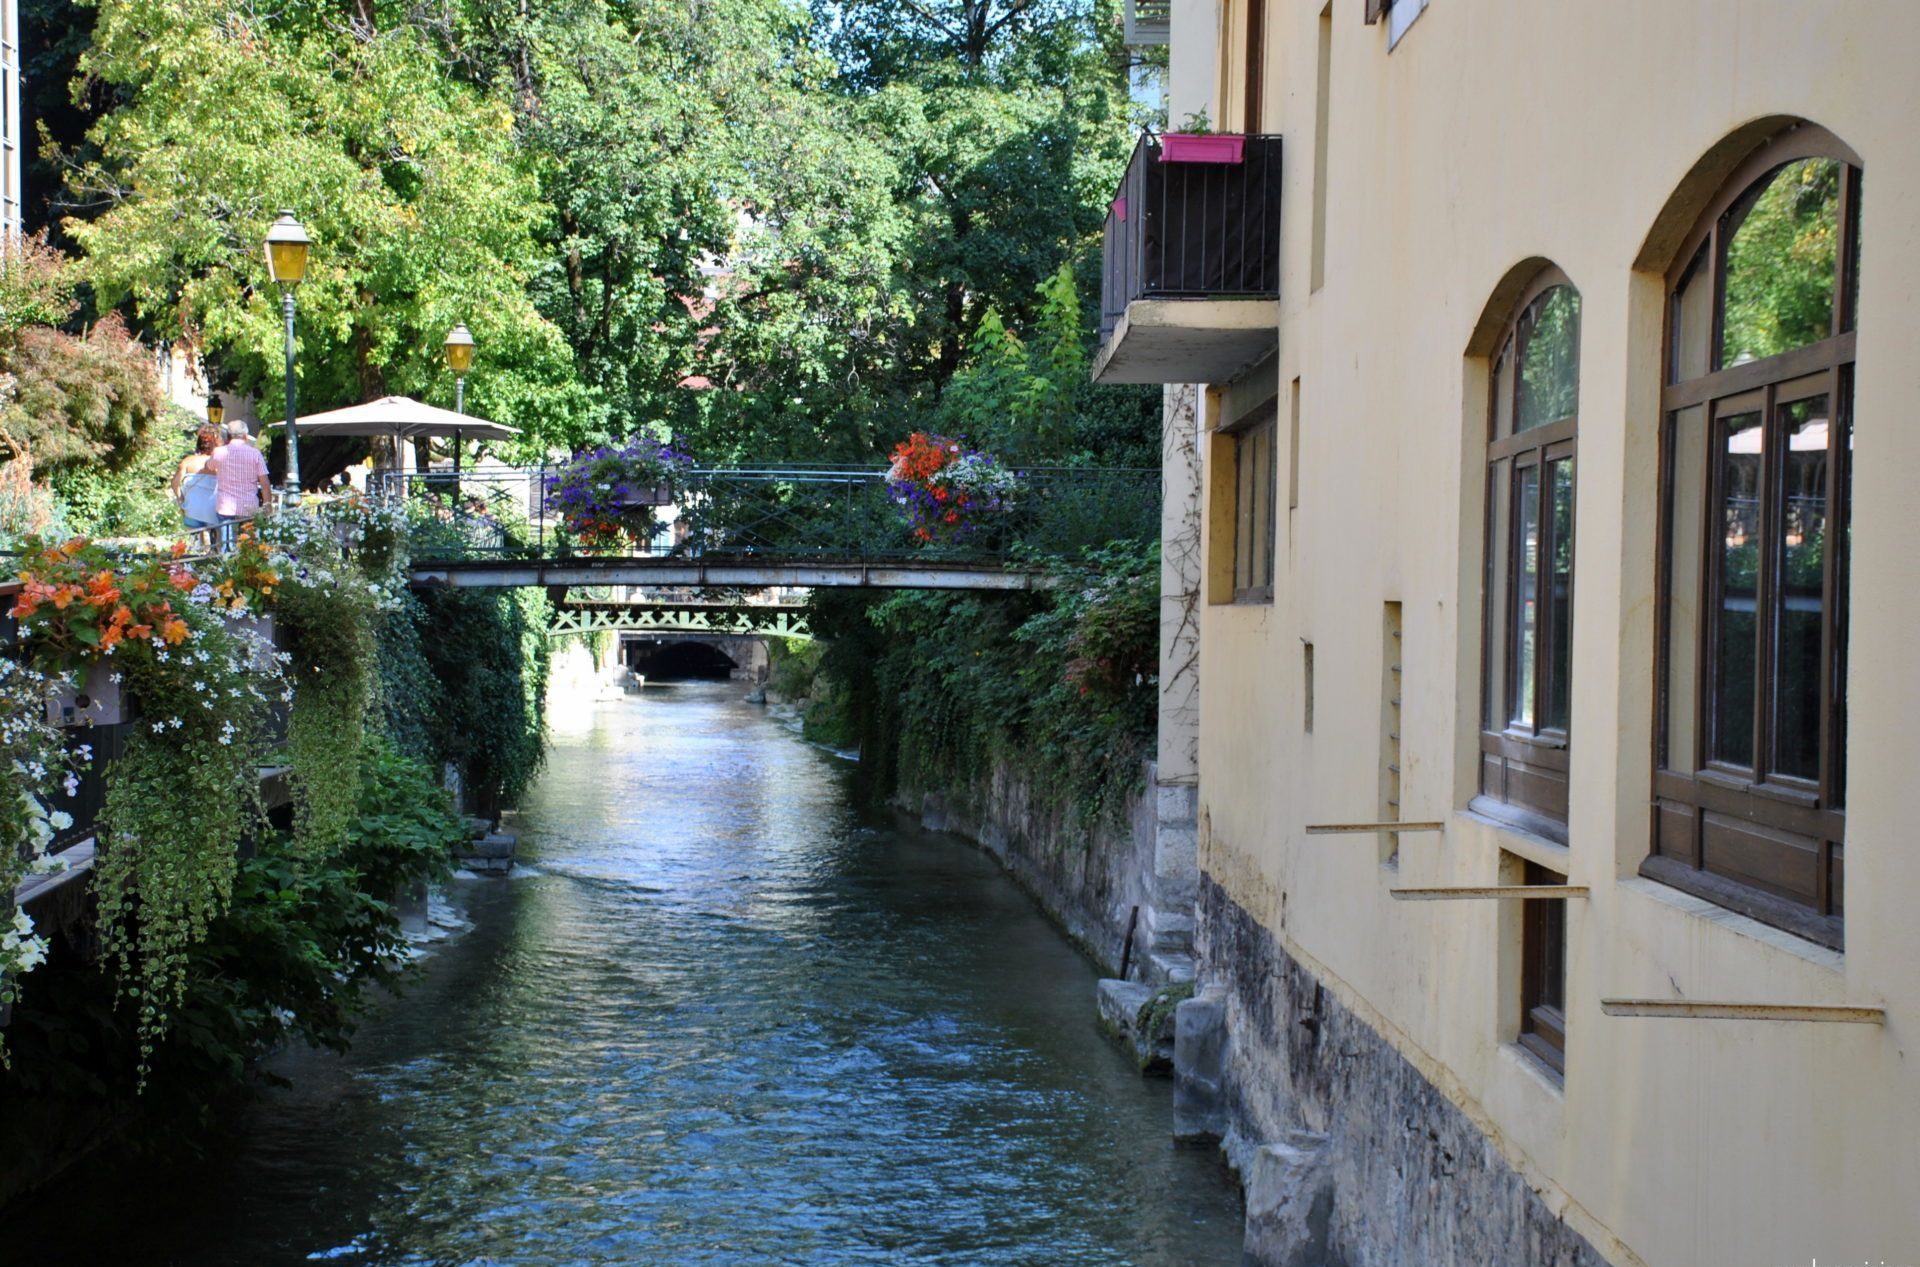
left=1099, top=132, right=1284, bottom=341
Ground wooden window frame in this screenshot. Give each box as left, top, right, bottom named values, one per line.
left=1229, top=401, right=1278, bottom=604
left=1475, top=267, right=1579, bottom=842
left=1518, top=860, right=1567, bottom=1078
left=1647, top=126, right=1860, bottom=951
left=1243, top=0, right=1267, bottom=133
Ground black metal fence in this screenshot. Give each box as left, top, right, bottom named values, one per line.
left=379, top=466, right=1161, bottom=568
left=1099, top=132, right=1284, bottom=341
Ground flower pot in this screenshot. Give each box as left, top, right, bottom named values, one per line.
left=613, top=485, right=673, bottom=508
left=224, top=612, right=279, bottom=671
left=45, top=663, right=125, bottom=728
left=1160, top=132, right=1246, bottom=164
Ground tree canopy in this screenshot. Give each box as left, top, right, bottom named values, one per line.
left=31, top=0, right=1157, bottom=468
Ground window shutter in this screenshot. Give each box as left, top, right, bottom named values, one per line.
left=1364, top=0, right=1390, bottom=23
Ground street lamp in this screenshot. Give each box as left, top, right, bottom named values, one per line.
left=206, top=398, right=225, bottom=430
left=263, top=210, right=311, bottom=494
left=444, top=323, right=475, bottom=473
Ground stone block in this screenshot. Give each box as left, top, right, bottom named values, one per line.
left=1096, top=978, right=1154, bottom=1038
left=1095, top=978, right=1184, bottom=1073
left=462, top=833, right=517, bottom=861
left=1145, top=903, right=1195, bottom=947
left=1172, top=986, right=1228, bottom=1143
left=1156, top=782, right=1199, bottom=825
left=1149, top=950, right=1195, bottom=984
left=1243, top=1132, right=1335, bottom=1267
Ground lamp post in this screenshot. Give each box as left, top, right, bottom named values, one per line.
left=263, top=210, right=311, bottom=496
left=206, top=398, right=225, bottom=431
left=444, top=323, right=475, bottom=474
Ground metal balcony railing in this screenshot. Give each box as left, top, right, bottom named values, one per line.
left=1099, top=132, right=1284, bottom=341
left=1124, top=0, right=1171, bottom=45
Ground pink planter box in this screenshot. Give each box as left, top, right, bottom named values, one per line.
left=1160, top=133, right=1246, bottom=164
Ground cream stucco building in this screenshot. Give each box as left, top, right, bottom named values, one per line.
left=1103, top=2, right=1920, bottom=1263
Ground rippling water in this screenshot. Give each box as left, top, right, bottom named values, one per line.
left=13, top=682, right=1243, bottom=1266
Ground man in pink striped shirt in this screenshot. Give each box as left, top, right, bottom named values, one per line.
left=211, top=421, right=272, bottom=522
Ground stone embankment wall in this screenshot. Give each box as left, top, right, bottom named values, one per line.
left=1193, top=878, right=1609, bottom=1267
left=900, top=759, right=1157, bottom=977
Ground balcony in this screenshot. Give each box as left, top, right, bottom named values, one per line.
left=1094, top=133, right=1282, bottom=386
left=1123, top=0, right=1171, bottom=45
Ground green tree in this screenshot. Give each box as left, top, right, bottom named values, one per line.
left=63, top=0, right=593, bottom=456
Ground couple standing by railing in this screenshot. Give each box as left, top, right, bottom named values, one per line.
left=171, top=422, right=273, bottom=547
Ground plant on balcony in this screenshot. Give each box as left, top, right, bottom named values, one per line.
left=543, top=434, right=694, bottom=552
left=0, top=656, right=84, bottom=1055
left=885, top=432, right=1017, bottom=542
left=230, top=513, right=385, bottom=857
left=311, top=493, right=411, bottom=601
left=2, top=537, right=286, bottom=1079
left=8, top=537, right=200, bottom=672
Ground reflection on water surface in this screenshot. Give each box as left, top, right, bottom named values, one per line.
left=12, top=682, right=1243, bottom=1266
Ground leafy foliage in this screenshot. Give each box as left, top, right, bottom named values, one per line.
left=0, top=235, right=167, bottom=480
left=64, top=0, right=590, bottom=454
left=44, top=412, right=197, bottom=540
left=818, top=538, right=1158, bottom=826
left=1721, top=156, right=1844, bottom=366
left=0, top=733, right=459, bottom=1143
left=413, top=585, right=553, bottom=815
left=92, top=602, right=280, bottom=1078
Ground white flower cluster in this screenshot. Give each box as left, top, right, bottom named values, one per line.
left=256, top=509, right=407, bottom=612
left=2, top=909, right=47, bottom=976
left=942, top=453, right=1018, bottom=498
left=0, top=659, right=80, bottom=993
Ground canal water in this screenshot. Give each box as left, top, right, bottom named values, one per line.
left=16, top=682, right=1244, bottom=1266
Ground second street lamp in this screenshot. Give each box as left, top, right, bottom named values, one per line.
left=264, top=210, right=311, bottom=495
left=445, top=323, right=475, bottom=473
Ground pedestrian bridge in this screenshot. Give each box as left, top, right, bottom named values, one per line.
left=390, top=464, right=1155, bottom=593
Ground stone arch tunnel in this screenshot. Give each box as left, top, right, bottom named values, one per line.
left=621, top=634, right=770, bottom=682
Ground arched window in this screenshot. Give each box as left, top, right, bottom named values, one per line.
left=1477, top=268, right=1581, bottom=838
left=1649, top=126, right=1860, bottom=950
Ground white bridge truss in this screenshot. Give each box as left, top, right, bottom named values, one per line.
left=549, top=603, right=812, bottom=641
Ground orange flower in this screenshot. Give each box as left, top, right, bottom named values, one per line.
left=110, top=605, right=133, bottom=627
left=161, top=618, right=190, bottom=645
left=170, top=539, right=188, bottom=559
left=100, top=626, right=123, bottom=651
left=128, top=623, right=152, bottom=640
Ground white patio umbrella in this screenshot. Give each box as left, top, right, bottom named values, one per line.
left=271, top=395, right=518, bottom=440
left=262, top=395, right=520, bottom=475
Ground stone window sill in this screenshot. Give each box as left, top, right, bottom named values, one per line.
left=1616, top=876, right=1843, bottom=974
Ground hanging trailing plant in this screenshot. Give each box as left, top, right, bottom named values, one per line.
left=213, top=515, right=383, bottom=857
left=9, top=536, right=286, bottom=1077
left=0, top=655, right=85, bottom=1061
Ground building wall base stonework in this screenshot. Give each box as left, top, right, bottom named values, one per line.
left=1195, top=876, right=1610, bottom=1267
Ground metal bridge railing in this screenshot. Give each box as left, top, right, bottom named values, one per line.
left=376, top=465, right=1160, bottom=569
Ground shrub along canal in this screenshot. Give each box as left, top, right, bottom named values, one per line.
left=10, top=681, right=1243, bottom=1265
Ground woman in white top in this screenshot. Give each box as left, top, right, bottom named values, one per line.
left=173, top=425, right=221, bottom=530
